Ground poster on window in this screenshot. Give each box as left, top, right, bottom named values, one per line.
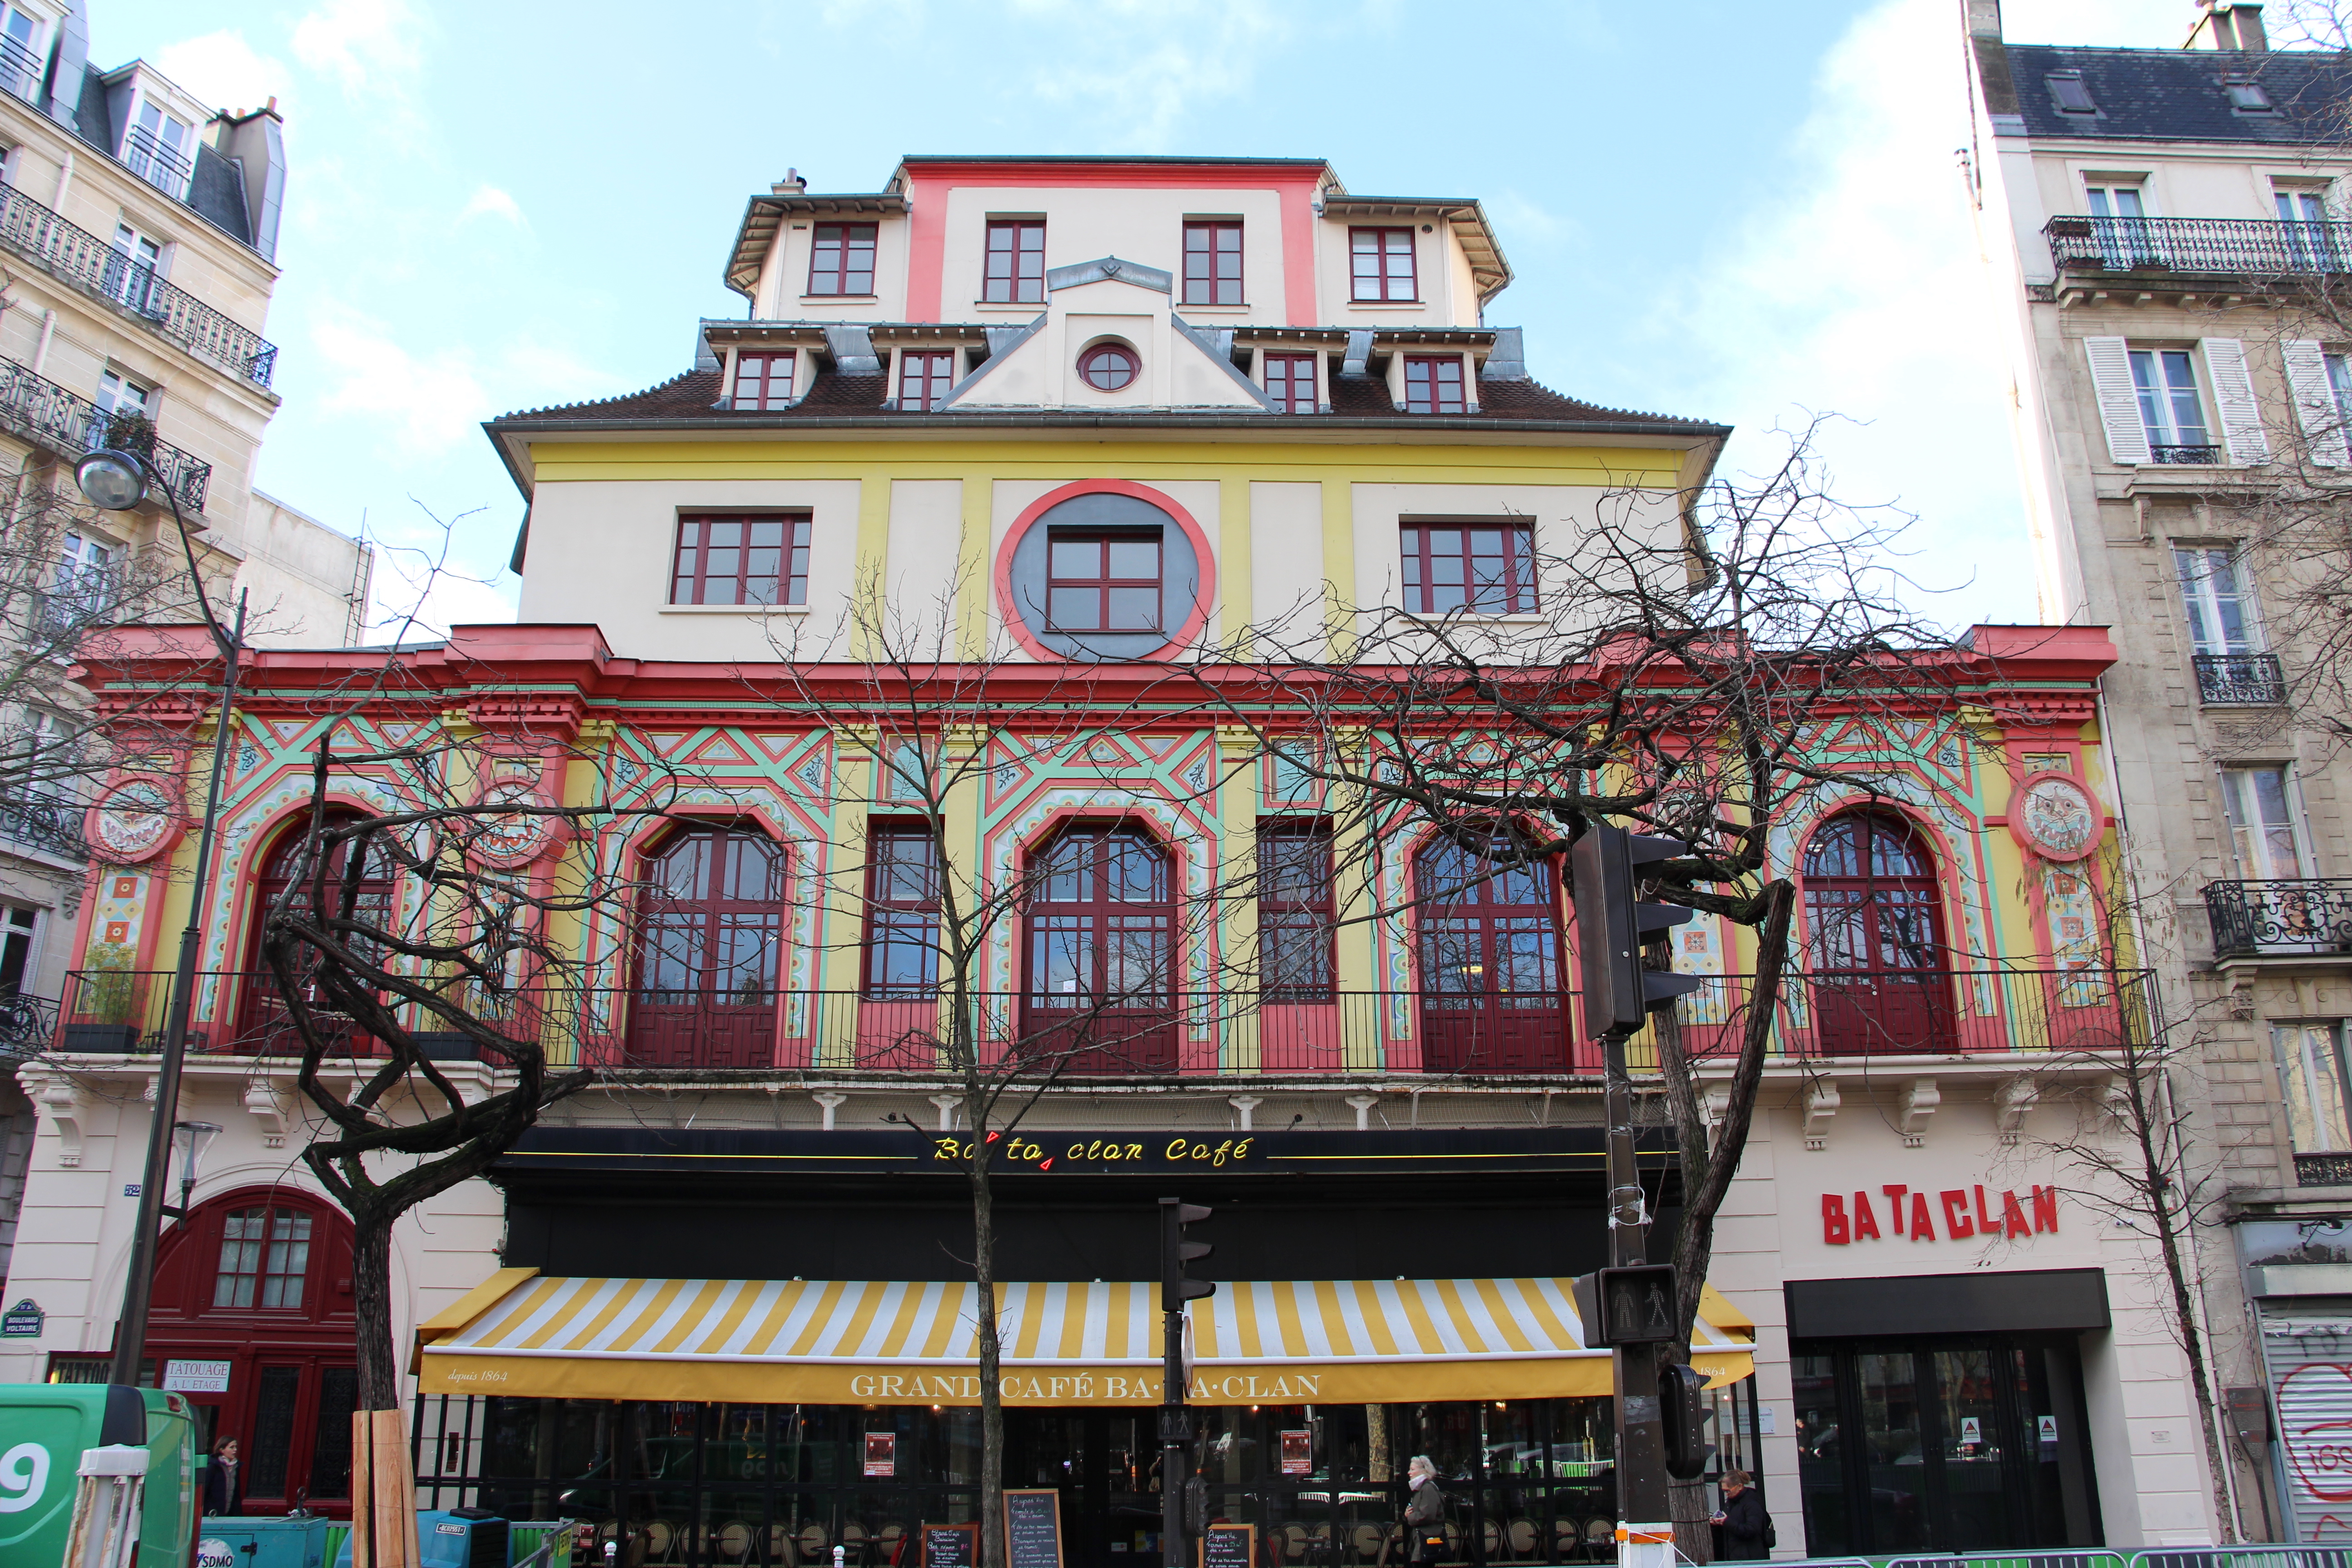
left=865, top=1433, right=897, bottom=1477
left=1279, top=1430, right=1313, bottom=1475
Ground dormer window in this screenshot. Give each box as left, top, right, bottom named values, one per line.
left=899, top=349, right=955, bottom=412
left=2226, top=78, right=2274, bottom=113
left=732, top=352, right=794, bottom=411
left=0, top=5, right=45, bottom=106
left=2046, top=72, right=2097, bottom=115
left=1402, top=355, right=1465, bottom=415
left=1078, top=342, right=1139, bottom=392
left=808, top=223, right=876, bottom=296
left=1265, top=353, right=1318, bottom=414
left=1351, top=227, right=1416, bottom=302
left=985, top=219, right=1046, bottom=304
left=1182, top=221, right=1243, bottom=306
left=125, top=99, right=193, bottom=197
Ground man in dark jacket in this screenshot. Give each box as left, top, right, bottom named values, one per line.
left=202, top=1436, right=242, bottom=1516
left=1710, top=1471, right=1767, bottom=1561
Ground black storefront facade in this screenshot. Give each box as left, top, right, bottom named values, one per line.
left=408, top=1125, right=1770, bottom=1568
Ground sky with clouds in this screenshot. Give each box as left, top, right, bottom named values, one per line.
left=88, top=0, right=2190, bottom=637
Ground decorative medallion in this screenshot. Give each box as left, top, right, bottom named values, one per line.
left=2009, top=770, right=2101, bottom=862
left=85, top=774, right=186, bottom=863
left=466, top=780, right=566, bottom=870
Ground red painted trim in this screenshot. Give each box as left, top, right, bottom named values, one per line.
left=992, top=479, right=1218, bottom=664
left=1279, top=181, right=1319, bottom=326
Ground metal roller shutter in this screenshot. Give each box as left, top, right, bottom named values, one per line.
left=2260, top=1314, right=2352, bottom=1543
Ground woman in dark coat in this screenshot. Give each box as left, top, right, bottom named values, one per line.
left=1710, top=1470, right=1768, bottom=1561
left=202, top=1436, right=242, bottom=1517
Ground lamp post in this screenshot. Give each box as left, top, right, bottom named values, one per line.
left=76, top=448, right=246, bottom=1387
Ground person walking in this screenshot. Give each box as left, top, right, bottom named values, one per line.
left=1404, top=1455, right=1447, bottom=1564
left=202, top=1436, right=242, bottom=1517
left=1710, top=1470, right=1769, bottom=1561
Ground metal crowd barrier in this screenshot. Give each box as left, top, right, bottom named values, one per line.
left=1764, top=1551, right=2352, bottom=1568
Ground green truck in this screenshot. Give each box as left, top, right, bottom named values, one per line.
left=0, top=1384, right=198, bottom=1568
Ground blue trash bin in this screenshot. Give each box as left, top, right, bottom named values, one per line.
left=196, top=1516, right=330, bottom=1568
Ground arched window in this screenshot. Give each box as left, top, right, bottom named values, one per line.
left=628, top=822, right=783, bottom=1068
left=235, top=814, right=395, bottom=1054
left=1021, top=824, right=1176, bottom=1072
left=1802, top=809, right=1956, bottom=1054
left=1415, top=834, right=1568, bottom=1072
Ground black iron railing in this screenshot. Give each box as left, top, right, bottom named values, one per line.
left=0, top=793, right=86, bottom=860
left=2150, top=443, right=2223, bottom=465
left=2206, top=878, right=2352, bottom=957
left=0, top=33, right=39, bottom=107
left=0, top=358, right=210, bottom=512
left=0, top=182, right=279, bottom=387
left=2047, top=214, right=2352, bottom=276
left=0, top=991, right=58, bottom=1058
left=2298, top=1152, right=2352, bottom=1186
left=2194, top=652, right=2288, bottom=705
left=120, top=125, right=191, bottom=197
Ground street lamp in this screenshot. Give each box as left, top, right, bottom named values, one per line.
left=164, top=1120, right=222, bottom=1224
left=76, top=448, right=246, bottom=1387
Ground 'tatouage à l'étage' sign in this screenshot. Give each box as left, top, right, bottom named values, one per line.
left=1822, top=1182, right=2059, bottom=1246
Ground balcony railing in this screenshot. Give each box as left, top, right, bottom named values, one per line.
left=0, top=991, right=57, bottom=1058
left=49, top=966, right=2156, bottom=1072
left=2149, top=443, right=2223, bottom=465
left=2194, top=652, right=2288, bottom=706
left=0, top=182, right=279, bottom=387
left=0, top=32, right=39, bottom=108
left=2206, top=879, right=2352, bottom=958
left=0, top=793, right=86, bottom=861
left=2046, top=215, right=2352, bottom=277
left=0, top=359, right=209, bottom=512
left=2297, top=1152, right=2352, bottom=1187
left=120, top=126, right=191, bottom=199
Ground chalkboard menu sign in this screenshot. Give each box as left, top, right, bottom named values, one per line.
left=1002, top=1490, right=1063, bottom=1568
left=1200, top=1524, right=1254, bottom=1568
left=921, top=1524, right=976, bottom=1568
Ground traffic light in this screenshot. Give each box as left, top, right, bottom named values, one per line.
left=1658, top=1362, right=1711, bottom=1480
left=1160, top=1197, right=1215, bottom=1312
left=1571, top=1264, right=1682, bottom=1346
left=1570, top=823, right=1705, bottom=1034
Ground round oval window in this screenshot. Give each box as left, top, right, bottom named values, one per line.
left=1078, top=342, right=1139, bottom=392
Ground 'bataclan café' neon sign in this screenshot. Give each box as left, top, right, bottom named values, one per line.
left=1821, top=1182, right=2061, bottom=1246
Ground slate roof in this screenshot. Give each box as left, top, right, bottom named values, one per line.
left=1998, top=42, right=2352, bottom=142
left=494, top=364, right=1712, bottom=432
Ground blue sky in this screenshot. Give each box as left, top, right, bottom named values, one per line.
left=89, top=0, right=2182, bottom=636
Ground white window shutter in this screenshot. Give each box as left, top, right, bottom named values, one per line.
left=2200, top=337, right=2271, bottom=465
left=2082, top=337, right=2149, bottom=465
left=2281, top=338, right=2348, bottom=466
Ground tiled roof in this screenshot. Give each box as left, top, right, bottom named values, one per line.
left=494, top=367, right=1711, bottom=431
left=1999, top=43, right=2352, bottom=142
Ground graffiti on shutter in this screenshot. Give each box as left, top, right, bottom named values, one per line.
left=2262, top=1319, right=2352, bottom=1542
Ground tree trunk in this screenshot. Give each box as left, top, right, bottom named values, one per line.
left=347, top=1210, right=417, bottom=1568
left=971, top=1127, right=1004, bottom=1568
left=2135, top=1072, right=2240, bottom=1543
left=352, top=1208, right=400, bottom=1408
left=1668, top=1475, right=1714, bottom=1565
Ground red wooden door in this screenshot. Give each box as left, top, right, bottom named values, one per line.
left=148, top=1189, right=359, bottom=1516
left=1022, top=825, right=1177, bottom=1072
left=629, top=823, right=784, bottom=1068
left=1415, top=838, right=1569, bottom=1072
left=1802, top=810, right=1957, bottom=1054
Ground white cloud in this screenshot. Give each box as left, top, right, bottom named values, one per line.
left=365, top=543, right=519, bottom=638
left=291, top=0, right=424, bottom=98
left=460, top=184, right=525, bottom=227
left=152, top=30, right=290, bottom=119
left=306, top=302, right=490, bottom=458
left=1012, top=0, right=1287, bottom=148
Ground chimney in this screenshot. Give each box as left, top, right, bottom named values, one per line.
left=770, top=167, right=808, bottom=196
left=1966, top=0, right=2002, bottom=41
left=2195, top=1, right=2269, bottom=52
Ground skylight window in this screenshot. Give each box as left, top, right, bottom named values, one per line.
left=2047, top=73, right=2097, bottom=114
left=2226, top=79, right=2274, bottom=112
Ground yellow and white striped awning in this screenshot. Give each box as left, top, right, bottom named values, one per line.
left=416, top=1270, right=1754, bottom=1406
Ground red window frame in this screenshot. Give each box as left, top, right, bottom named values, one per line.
left=807, top=222, right=877, bottom=296
left=898, top=349, right=956, bottom=411
left=1046, top=530, right=1162, bottom=633
left=1259, top=820, right=1335, bottom=1002
left=1078, top=342, right=1139, bottom=391
left=985, top=219, right=1046, bottom=304
left=1350, top=226, right=1416, bottom=302
left=864, top=824, right=941, bottom=998
left=1402, top=354, right=1465, bottom=415
left=213, top=1204, right=315, bottom=1310
left=1182, top=220, right=1243, bottom=306
left=1400, top=522, right=1537, bottom=615
left=1264, top=352, right=1318, bottom=413
left=671, top=514, right=812, bottom=606
left=731, top=352, right=794, bottom=411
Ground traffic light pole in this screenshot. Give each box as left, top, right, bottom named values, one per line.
left=1602, top=1026, right=1673, bottom=1568
left=1161, top=1302, right=1186, bottom=1568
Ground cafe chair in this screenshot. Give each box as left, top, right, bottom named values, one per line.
left=642, top=1522, right=678, bottom=1568
left=1283, top=1525, right=1310, bottom=1562
left=875, top=1524, right=906, bottom=1566
left=798, top=1524, right=830, bottom=1563
left=843, top=1523, right=870, bottom=1567
left=1350, top=1525, right=1385, bottom=1565
left=765, top=1525, right=799, bottom=1568
left=715, top=1522, right=753, bottom=1565
left=1580, top=1518, right=1615, bottom=1563
left=1504, top=1519, right=1536, bottom=1562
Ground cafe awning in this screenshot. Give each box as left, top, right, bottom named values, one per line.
left=417, top=1271, right=1754, bottom=1406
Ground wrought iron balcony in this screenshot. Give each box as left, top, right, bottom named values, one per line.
left=0, top=32, right=39, bottom=108
left=2149, top=443, right=2223, bottom=465
left=0, top=792, right=86, bottom=861
left=2195, top=652, right=2287, bottom=705
left=120, top=126, right=191, bottom=199
left=2046, top=214, right=2352, bottom=277
left=0, top=182, right=279, bottom=387
left=2205, top=878, right=2352, bottom=958
left=0, top=358, right=210, bottom=512
left=2298, top=1152, right=2352, bottom=1187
